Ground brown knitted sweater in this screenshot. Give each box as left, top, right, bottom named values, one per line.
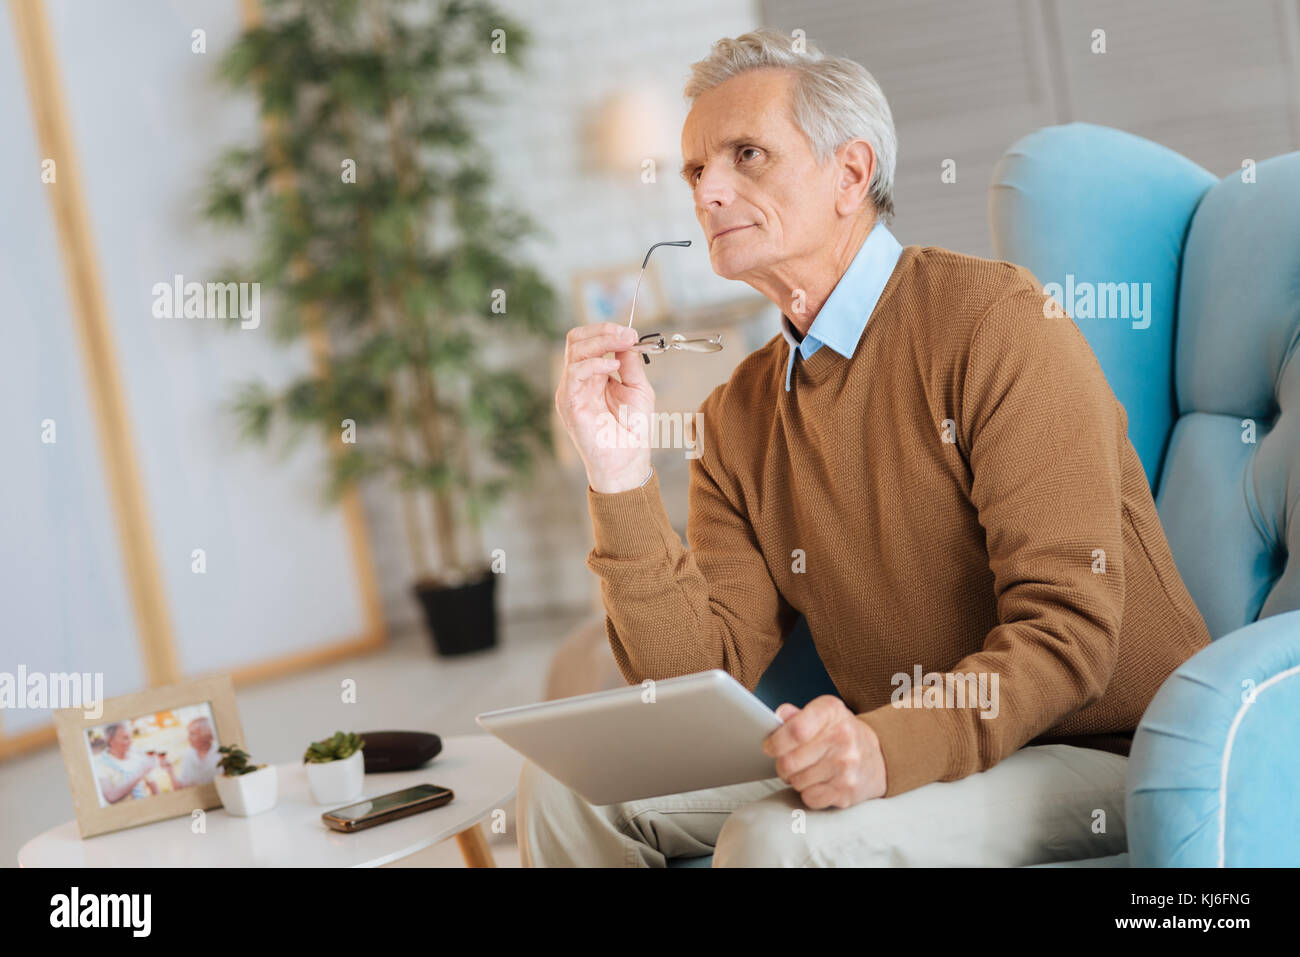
left=585, top=245, right=1211, bottom=798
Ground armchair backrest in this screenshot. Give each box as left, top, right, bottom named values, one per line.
left=989, top=122, right=1215, bottom=486
left=991, top=122, right=1300, bottom=639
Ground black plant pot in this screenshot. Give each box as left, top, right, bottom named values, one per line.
left=413, top=569, right=498, bottom=656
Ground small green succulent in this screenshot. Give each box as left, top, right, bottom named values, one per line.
left=303, top=731, right=365, bottom=764
left=217, top=744, right=265, bottom=776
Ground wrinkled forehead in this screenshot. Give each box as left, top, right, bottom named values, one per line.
left=680, top=69, right=799, bottom=165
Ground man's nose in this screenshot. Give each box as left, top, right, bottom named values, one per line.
left=694, top=164, right=735, bottom=207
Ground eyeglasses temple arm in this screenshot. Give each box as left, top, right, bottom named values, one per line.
left=640, top=239, right=691, bottom=269
left=626, top=240, right=693, bottom=329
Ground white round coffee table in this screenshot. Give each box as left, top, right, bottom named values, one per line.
left=18, top=734, right=522, bottom=868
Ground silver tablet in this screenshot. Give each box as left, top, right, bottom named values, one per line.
left=476, top=669, right=783, bottom=805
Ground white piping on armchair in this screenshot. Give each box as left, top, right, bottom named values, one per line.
left=1218, top=662, right=1300, bottom=866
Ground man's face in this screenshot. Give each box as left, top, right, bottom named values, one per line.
left=189, top=721, right=213, bottom=751
left=680, top=69, right=838, bottom=281
left=109, top=726, right=130, bottom=758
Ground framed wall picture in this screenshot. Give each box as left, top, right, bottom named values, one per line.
left=571, top=261, right=667, bottom=328
left=53, top=674, right=247, bottom=838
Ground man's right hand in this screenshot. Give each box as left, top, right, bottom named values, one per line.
left=556, top=322, right=655, bottom=494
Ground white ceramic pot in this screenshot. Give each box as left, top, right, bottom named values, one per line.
left=305, top=749, right=365, bottom=805
left=214, top=764, right=278, bottom=817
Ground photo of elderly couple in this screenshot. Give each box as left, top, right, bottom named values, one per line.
left=85, top=706, right=220, bottom=807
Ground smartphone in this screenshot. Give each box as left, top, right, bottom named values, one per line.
left=321, top=783, right=454, bottom=833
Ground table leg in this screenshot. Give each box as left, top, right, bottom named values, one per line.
left=454, top=821, right=495, bottom=868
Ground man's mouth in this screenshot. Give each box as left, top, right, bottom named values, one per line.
left=711, top=224, right=753, bottom=242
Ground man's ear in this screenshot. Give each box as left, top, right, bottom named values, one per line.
left=835, top=138, right=876, bottom=216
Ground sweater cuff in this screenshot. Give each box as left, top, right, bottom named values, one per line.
left=587, top=467, right=676, bottom=559
left=856, top=700, right=961, bottom=798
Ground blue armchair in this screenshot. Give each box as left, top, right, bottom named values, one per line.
left=990, top=123, right=1300, bottom=866
left=677, top=123, right=1300, bottom=868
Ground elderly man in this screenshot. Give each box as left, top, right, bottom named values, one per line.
left=525, top=28, right=1211, bottom=867
left=161, top=716, right=220, bottom=790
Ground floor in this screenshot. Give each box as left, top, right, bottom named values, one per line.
left=1, top=608, right=590, bottom=869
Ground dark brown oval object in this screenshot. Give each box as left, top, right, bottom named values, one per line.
left=357, top=730, right=443, bottom=772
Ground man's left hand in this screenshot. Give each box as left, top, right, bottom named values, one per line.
left=762, top=695, right=887, bottom=809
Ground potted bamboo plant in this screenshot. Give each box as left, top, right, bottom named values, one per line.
left=203, top=0, right=558, bottom=655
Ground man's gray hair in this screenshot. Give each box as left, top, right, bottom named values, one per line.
left=189, top=716, right=214, bottom=736
left=683, top=28, right=897, bottom=223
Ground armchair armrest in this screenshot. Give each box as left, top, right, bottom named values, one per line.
left=1127, top=609, right=1300, bottom=866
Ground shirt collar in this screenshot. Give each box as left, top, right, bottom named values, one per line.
left=780, top=221, right=903, bottom=391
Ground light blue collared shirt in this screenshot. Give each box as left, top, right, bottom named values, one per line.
left=779, top=222, right=903, bottom=392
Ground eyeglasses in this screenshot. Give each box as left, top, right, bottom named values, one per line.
left=625, top=239, right=725, bottom=364
left=629, top=331, right=724, bottom=357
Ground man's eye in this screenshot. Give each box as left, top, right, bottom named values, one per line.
left=738, top=147, right=760, bottom=162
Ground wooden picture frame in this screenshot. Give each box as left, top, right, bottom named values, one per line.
left=53, top=674, right=246, bottom=838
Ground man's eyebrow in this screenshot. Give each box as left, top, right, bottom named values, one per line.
left=679, top=135, right=764, bottom=180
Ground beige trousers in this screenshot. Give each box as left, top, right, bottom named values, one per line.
left=516, top=744, right=1128, bottom=867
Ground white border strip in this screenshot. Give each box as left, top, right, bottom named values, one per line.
left=1218, top=663, right=1300, bottom=866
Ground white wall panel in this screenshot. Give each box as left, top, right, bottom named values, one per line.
left=0, top=9, right=145, bottom=733
left=0, top=0, right=372, bottom=712
left=43, top=0, right=369, bottom=674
